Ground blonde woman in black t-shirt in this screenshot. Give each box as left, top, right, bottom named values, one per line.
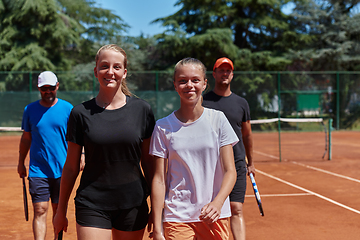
left=54, top=44, right=155, bottom=240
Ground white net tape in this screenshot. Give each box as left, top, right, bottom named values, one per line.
left=1, top=118, right=323, bottom=131
left=251, top=118, right=323, bottom=124
left=0, top=127, right=22, bottom=131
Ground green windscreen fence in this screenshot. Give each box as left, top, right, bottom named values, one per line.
left=298, top=93, right=321, bottom=111
left=0, top=90, right=180, bottom=128
left=1, top=71, right=360, bottom=130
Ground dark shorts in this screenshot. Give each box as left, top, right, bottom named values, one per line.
left=229, top=165, right=247, bottom=203
left=75, top=200, right=149, bottom=232
left=28, top=177, right=61, bottom=204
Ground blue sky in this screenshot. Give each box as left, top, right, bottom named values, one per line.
left=96, top=1, right=295, bottom=37
left=96, top=0, right=181, bottom=37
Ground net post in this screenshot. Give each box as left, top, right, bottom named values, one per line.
left=29, top=72, right=32, bottom=92
left=336, top=73, right=340, bottom=130
left=277, top=72, right=282, bottom=162
left=278, top=118, right=282, bottom=162
left=328, top=118, right=333, bottom=160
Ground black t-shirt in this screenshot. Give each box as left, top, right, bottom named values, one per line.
left=66, top=96, right=155, bottom=210
left=203, top=91, right=251, bottom=168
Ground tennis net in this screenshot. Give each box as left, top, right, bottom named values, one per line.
left=250, top=118, right=331, bottom=162
left=1, top=118, right=332, bottom=162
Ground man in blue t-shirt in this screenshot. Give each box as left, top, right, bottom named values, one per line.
left=17, top=71, right=73, bottom=240
left=203, top=58, right=256, bottom=240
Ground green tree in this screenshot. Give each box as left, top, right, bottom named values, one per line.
left=287, top=0, right=360, bottom=128
left=151, top=0, right=309, bottom=71
left=150, top=28, right=239, bottom=70
left=0, top=0, right=129, bottom=91
left=57, top=0, right=129, bottom=64
left=288, top=0, right=360, bottom=71
left=0, top=0, right=81, bottom=71
left=122, top=35, right=159, bottom=71
left=0, top=0, right=128, bottom=72
left=147, top=0, right=306, bottom=117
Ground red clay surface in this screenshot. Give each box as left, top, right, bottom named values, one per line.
left=1, top=131, right=359, bottom=239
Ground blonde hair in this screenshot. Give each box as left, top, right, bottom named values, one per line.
left=173, top=57, right=207, bottom=81
left=95, top=44, right=132, bottom=96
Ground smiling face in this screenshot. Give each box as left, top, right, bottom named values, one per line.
left=38, top=82, right=59, bottom=104
left=173, top=63, right=207, bottom=104
left=213, top=63, right=234, bottom=86
left=94, top=49, right=127, bottom=90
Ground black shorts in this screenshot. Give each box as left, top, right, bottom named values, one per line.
left=28, top=177, right=61, bottom=204
left=229, top=165, right=247, bottom=203
left=75, top=200, right=149, bottom=232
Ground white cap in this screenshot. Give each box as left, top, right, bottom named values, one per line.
left=38, top=71, right=58, bottom=87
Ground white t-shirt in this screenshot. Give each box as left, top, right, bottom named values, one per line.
left=150, top=108, right=239, bottom=223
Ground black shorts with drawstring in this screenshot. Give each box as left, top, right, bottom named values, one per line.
left=75, top=200, right=149, bottom=231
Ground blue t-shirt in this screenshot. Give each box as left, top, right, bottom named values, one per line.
left=22, top=99, right=73, bottom=178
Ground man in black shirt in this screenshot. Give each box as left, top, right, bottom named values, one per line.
left=203, top=57, right=255, bottom=240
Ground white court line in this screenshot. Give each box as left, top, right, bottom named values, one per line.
left=255, top=150, right=360, bottom=184
left=292, top=161, right=360, bottom=183
left=254, top=151, right=360, bottom=183
left=257, top=169, right=360, bottom=215
left=246, top=193, right=313, bottom=198
left=254, top=150, right=279, bottom=160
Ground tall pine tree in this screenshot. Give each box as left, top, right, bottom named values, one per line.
left=151, top=0, right=309, bottom=71
left=288, top=0, right=360, bottom=71
left=0, top=0, right=128, bottom=71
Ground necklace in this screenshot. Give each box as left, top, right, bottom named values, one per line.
left=95, top=98, right=110, bottom=109
left=96, top=96, right=126, bottom=109
left=101, top=103, right=109, bottom=109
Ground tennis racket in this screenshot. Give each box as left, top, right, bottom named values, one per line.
left=249, top=173, right=264, bottom=216
left=22, top=177, right=29, bottom=221
left=58, top=230, right=63, bottom=240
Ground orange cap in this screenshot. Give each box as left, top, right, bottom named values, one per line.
left=213, top=57, right=234, bottom=71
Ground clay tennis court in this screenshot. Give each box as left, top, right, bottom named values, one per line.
left=1, top=131, right=359, bottom=239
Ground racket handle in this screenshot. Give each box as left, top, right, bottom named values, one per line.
left=58, top=230, right=63, bottom=240
left=249, top=173, right=259, bottom=195
left=249, top=173, right=264, bottom=216
left=22, top=177, right=29, bottom=221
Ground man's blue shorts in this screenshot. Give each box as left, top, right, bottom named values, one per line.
left=28, top=177, right=61, bottom=204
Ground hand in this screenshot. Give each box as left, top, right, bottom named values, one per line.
left=247, top=164, right=256, bottom=176
left=147, top=210, right=165, bottom=240
left=80, top=155, right=85, bottom=171
left=17, top=163, right=26, bottom=178
left=199, top=201, right=222, bottom=223
left=53, top=212, right=68, bottom=234
left=150, top=231, right=165, bottom=240
left=147, top=209, right=154, bottom=236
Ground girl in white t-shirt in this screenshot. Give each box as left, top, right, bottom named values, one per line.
left=150, top=58, right=238, bottom=240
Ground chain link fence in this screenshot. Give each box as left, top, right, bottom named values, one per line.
left=1, top=71, right=359, bottom=130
